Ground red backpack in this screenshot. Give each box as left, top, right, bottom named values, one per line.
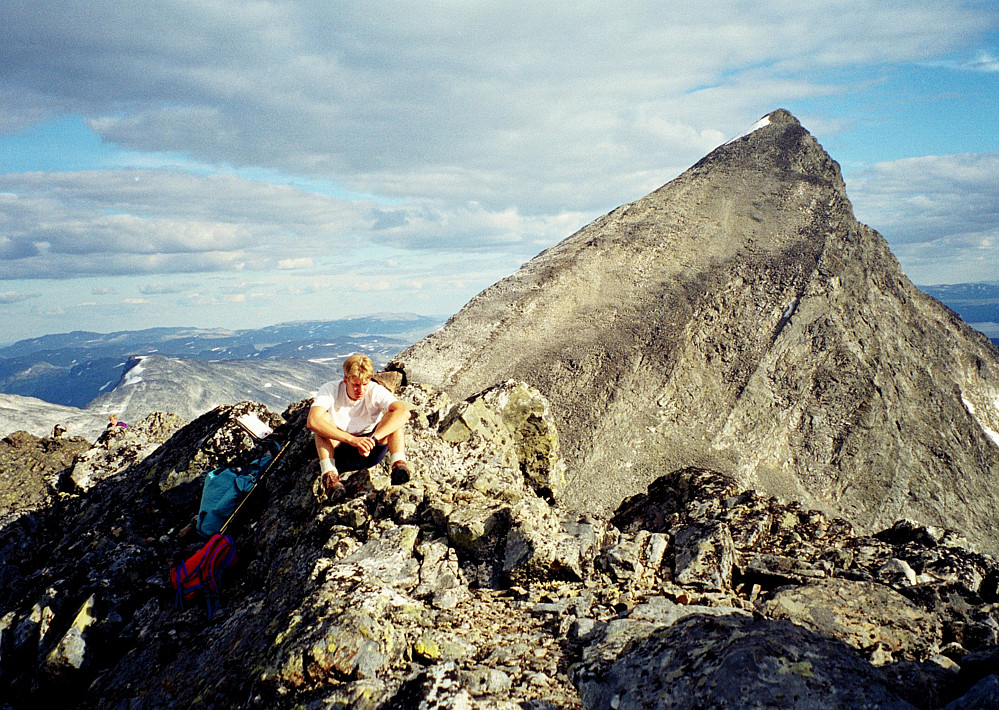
left=170, top=533, right=237, bottom=618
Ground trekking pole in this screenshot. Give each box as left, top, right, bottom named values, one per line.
left=219, top=439, right=291, bottom=535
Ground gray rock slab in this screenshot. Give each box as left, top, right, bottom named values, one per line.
left=763, top=577, right=942, bottom=663
left=575, top=612, right=919, bottom=710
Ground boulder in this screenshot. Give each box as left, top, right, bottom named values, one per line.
left=764, top=578, right=942, bottom=664
left=0, top=430, right=90, bottom=526
left=575, top=613, right=920, bottom=710
left=673, top=520, right=735, bottom=592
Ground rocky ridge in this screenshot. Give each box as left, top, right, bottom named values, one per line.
left=0, top=429, right=91, bottom=530
left=1, top=377, right=999, bottom=709
left=398, top=109, right=999, bottom=555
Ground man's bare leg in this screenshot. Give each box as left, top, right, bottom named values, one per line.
left=314, top=433, right=342, bottom=492
left=377, top=427, right=410, bottom=484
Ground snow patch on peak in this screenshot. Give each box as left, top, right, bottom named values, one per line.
left=962, top=395, right=976, bottom=416
left=726, top=115, right=771, bottom=145
left=123, top=357, right=146, bottom=387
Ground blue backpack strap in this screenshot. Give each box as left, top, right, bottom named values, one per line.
left=172, top=559, right=205, bottom=610
left=172, top=562, right=187, bottom=610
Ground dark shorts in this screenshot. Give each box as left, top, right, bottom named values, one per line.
left=334, top=432, right=388, bottom=473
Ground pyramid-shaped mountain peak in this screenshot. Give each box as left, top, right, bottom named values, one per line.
left=688, top=108, right=847, bottom=196
left=401, top=111, right=999, bottom=553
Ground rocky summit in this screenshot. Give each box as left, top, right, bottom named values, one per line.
left=399, top=109, right=999, bottom=555
left=2, top=380, right=999, bottom=709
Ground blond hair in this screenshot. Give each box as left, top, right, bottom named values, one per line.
left=343, top=353, right=374, bottom=380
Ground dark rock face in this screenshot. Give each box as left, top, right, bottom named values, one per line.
left=398, top=109, right=999, bottom=554
left=577, top=614, right=922, bottom=710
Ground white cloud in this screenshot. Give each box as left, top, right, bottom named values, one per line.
left=847, top=153, right=999, bottom=284
left=0, top=289, right=35, bottom=303
left=966, top=51, right=999, bottom=72
left=1, top=2, right=990, bottom=203
left=0, top=167, right=602, bottom=280
left=277, top=257, right=314, bottom=270
left=0, top=170, right=366, bottom=279
left=139, top=282, right=191, bottom=295
left=0, top=1, right=995, bottom=339
left=923, top=50, right=999, bottom=73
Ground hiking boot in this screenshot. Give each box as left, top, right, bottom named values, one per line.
left=319, top=471, right=347, bottom=503
left=322, top=470, right=342, bottom=494
left=390, top=462, right=411, bottom=485
left=327, top=482, right=347, bottom=503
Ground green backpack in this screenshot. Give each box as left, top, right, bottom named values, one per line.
left=196, top=439, right=285, bottom=537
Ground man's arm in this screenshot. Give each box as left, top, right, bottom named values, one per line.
left=307, top=405, right=376, bottom=454
left=371, top=401, right=412, bottom=441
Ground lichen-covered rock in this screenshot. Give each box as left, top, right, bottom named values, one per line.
left=415, top=538, right=470, bottom=610
left=504, top=497, right=612, bottom=585
left=473, top=380, right=568, bottom=498
left=764, top=578, right=942, bottom=664
left=572, top=596, right=751, bottom=686
left=743, top=552, right=828, bottom=586
left=439, top=398, right=511, bottom=448
left=3, top=374, right=999, bottom=710
left=0, top=430, right=91, bottom=526
left=575, top=613, right=920, bottom=710
left=150, top=401, right=281, bottom=506
left=673, top=520, right=735, bottom=591
left=597, top=529, right=667, bottom=588
left=261, top=526, right=426, bottom=691
left=445, top=500, right=511, bottom=561
left=42, top=594, right=96, bottom=676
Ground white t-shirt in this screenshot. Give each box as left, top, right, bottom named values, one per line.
left=312, top=379, right=396, bottom=434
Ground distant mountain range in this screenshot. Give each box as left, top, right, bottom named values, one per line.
left=920, top=282, right=999, bottom=341
left=0, top=314, right=442, bottom=438
left=0, top=314, right=441, bottom=407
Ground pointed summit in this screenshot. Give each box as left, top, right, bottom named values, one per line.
left=401, top=111, right=999, bottom=552
left=697, top=109, right=843, bottom=188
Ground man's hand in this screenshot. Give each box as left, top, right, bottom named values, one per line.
left=352, top=434, right=376, bottom=456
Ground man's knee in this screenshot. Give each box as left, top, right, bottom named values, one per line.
left=376, top=428, right=404, bottom=443
left=313, top=433, right=338, bottom=456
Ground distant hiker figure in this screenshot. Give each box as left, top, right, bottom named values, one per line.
left=307, top=354, right=412, bottom=500
left=107, top=414, right=127, bottom=429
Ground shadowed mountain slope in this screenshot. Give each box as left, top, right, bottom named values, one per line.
left=400, top=109, right=999, bottom=553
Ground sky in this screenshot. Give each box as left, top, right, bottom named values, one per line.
left=0, top=1, right=997, bottom=345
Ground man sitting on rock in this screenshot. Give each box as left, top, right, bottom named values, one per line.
left=307, top=354, right=412, bottom=498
